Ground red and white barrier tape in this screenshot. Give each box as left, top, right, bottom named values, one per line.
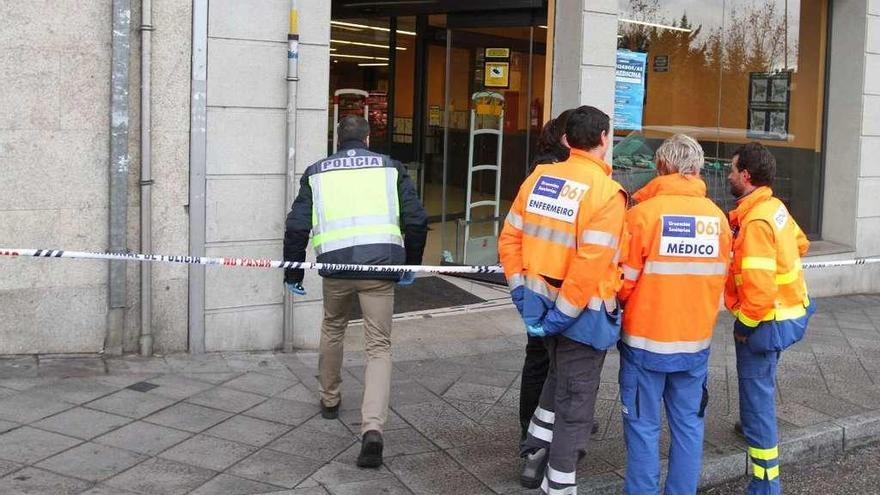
left=0, top=248, right=503, bottom=274
left=0, top=248, right=878, bottom=273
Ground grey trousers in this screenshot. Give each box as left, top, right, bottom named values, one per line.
left=522, top=335, right=606, bottom=494
left=319, top=277, right=394, bottom=433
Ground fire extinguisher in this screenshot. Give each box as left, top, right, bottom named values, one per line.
left=530, top=99, right=542, bottom=129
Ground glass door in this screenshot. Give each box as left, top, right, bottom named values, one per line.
left=422, top=19, right=548, bottom=265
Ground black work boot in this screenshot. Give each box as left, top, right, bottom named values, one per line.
left=520, top=447, right=549, bottom=489
left=357, top=430, right=383, bottom=468
left=320, top=399, right=340, bottom=420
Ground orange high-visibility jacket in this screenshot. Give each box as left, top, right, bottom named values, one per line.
left=498, top=149, right=627, bottom=350
left=618, top=174, right=732, bottom=370
left=725, top=187, right=811, bottom=341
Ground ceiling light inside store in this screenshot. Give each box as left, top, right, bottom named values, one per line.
left=331, top=21, right=416, bottom=36
left=331, top=39, right=406, bottom=50
left=358, top=63, right=389, bottom=67
left=331, top=53, right=390, bottom=60
left=618, top=18, right=692, bottom=33
left=538, top=25, right=548, bottom=29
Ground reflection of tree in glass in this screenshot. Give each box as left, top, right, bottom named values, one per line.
left=618, top=0, right=796, bottom=73
left=616, top=0, right=797, bottom=134
left=709, top=2, right=794, bottom=74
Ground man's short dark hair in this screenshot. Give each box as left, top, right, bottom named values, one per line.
left=338, top=115, right=370, bottom=143
left=733, top=142, right=776, bottom=187
left=565, top=106, right=610, bottom=151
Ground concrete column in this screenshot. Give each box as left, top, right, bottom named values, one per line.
left=552, top=0, right=618, bottom=161
left=807, top=0, right=880, bottom=296
left=858, top=3, right=880, bottom=261
left=199, top=0, right=329, bottom=351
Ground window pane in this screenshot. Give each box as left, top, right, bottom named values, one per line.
left=614, top=0, right=827, bottom=235
left=720, top=0, right=827, bottom=234
left=615, top=0, right=725, bottom=201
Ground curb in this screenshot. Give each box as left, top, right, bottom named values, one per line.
left=833, top=410, right=880, bottom=451
left=577, top=411, right=880, bottom=491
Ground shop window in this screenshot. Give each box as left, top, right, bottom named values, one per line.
left=614, top=0, right=828, bottom=235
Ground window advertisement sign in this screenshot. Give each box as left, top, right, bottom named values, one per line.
left=615, top=50, right=648, bottom=131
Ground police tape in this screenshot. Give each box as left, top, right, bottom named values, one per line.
left=0, top=248, right=503, bottom=274
left=0, top=248, right=878, bottom=274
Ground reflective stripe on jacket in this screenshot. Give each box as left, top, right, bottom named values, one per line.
left=498, top=148, right=627, bottom=350
left=725, top=186, right=812, bottom=349
left=619, top=174, right=732, bottom=372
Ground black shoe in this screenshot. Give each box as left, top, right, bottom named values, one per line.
left=734, top=421, right=744, bottom=438
left=357, top=430, right=383, bottom=468
left=321, top=400, right=339, bottom=420
left=520, top=447, right=549, bottom=489
left=591, top=420, right=600, bottom=435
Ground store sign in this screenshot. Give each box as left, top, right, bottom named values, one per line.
left=429, top=105, right=441, bottom=126
left=485, top=48, right=510, bottom=59
left=614, top=50, right=648, bottom=131
left=484, top=61, right=510, bottom=88
left=653, top=55, right=669, bottom=72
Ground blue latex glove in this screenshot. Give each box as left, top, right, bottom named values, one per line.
left=286, top=282, right=306, bottom=296
left=526, top=323, right=546, bottom=338
left=510, top=286, right=524, bottom=315
left=398, top=271, right=416, bottom=286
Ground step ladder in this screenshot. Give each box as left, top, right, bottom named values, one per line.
left=332, top=89, right=369, bottom=152
left=463, top=91, right=504, bottom=265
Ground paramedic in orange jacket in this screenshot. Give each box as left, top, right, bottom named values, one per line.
left=498, top=106, right=627, bottom=493
left=725, top=143, right=813, bottom=495
left=617, top=134, right=732, bottom=495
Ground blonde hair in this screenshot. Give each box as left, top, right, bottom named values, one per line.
left=655, top=134, right=704, bottom=176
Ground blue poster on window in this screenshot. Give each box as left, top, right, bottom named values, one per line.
left=615, top=50, right=648, bottom=131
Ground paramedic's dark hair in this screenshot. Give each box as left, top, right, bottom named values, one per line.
left=564, top=106, right=610, bottom=151
left=733, top=142, right=776, bottom=187
left=532, top=109, right=574, bottom=169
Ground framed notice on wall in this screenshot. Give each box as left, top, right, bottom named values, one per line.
left=484, top=62, right=510, bottom=88
left=747, top=71, right=791, bottom=140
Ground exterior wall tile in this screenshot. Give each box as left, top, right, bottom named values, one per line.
left=207, top=39, right=287, bottom=108
left=205, top=306, right=284, bottom=351
left=207, top=108, right=287, bottom=175
left=205, top=177, right=286, bottom=243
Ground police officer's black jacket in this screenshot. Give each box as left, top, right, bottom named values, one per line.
left=283, top=140, right=428, bottom=283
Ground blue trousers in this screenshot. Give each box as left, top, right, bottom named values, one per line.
left=736, top=340, right=781, bottom=495
left=620, top=354, right=708, bottom=495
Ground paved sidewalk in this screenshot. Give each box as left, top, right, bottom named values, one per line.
left=0, top=294, right=879, bottom=494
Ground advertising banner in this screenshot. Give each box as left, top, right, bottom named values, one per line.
left=615, top=50, right=648, bottom=131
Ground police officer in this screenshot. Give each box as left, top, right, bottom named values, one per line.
left=283, top=115, right=427, bottom=468
left=726, top=142, right=813, bottom=495
left=617, top=134, right=732, bottom=494
left=499, top=106, right=627, bottom=493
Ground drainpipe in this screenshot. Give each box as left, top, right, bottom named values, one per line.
left=283, top=0, right=300, bottom=352
left=139, top=0, right=154, bottom=356
left=107, top=0, right=132, bottom=356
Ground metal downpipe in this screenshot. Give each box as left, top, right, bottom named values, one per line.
left=139, top=0, right=154, bottom=356
left=107, top=0, right=132, bottom=356
left=283, top=0, right=300, bottom=352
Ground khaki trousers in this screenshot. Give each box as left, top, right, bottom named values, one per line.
left=319, top=277, right=394, bottom=433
